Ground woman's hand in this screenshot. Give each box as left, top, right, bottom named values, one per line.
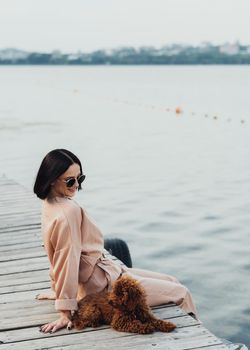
left=39, top=312, right=72, bottom=333
left=35, top=291, right=56, bottom=300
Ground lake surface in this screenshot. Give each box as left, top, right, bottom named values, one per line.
left=0, top=65, right=250, bottom=346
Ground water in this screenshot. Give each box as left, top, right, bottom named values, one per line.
left=0, top=65, right=250, bottom=346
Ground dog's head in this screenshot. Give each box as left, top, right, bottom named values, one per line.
left=108, top=275, right=146, bottom=312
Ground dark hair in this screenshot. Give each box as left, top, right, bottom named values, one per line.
left=33, top=149, right=83, bottom=200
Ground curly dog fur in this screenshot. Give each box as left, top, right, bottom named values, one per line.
left=72, top=275, right=176, bottom=334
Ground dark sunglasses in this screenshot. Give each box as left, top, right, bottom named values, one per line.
left=62, top=174, right=86, bottom=188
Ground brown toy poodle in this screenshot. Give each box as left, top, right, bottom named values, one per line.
left=72, top=275, right=176, bottom=334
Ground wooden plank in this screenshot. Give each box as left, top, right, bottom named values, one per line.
left=1, top=305, right=194, bottom=326
left=0, top=229, right=40, bottom=239
left=0, top=286, right=53, bottom=303
left=0, top=224, right=40, bottom=231
left=0, top=270, right=49, bottom=287
left=0, top=238, right=42, bottom=249
left=0, top=224, right=41, bottom=234
left=0, top=209, right=38, bottom=215
left=0, top=215, right=39, bottom=222
left=0, top=258, right=49, bottom=276
left=0, top=280, right=50, bottom=294
left=0, top=256, right=48, bottom=269
left=0, top=230, right=38, bottom=238
left=193, top=347, right=227, bottom=350
left=0, top=315, right=199, bottom=345
left=0, top=301, right=56, bottom=320
left=0, top=305, right=193, bottom=331
left=0, top=298, right=54, bottom=311
left=0, top=325, right=225, bottom=350
left=0, top=218, right=40, bottom=228
left=0, top=277, right=49, bottom=289
left=0, top=233, right=41, bottom=244
left=0, top=241, right=43, bottom=253
left=0, top=194, right=35, bottom=200
left=0, top=248, right=46, bottom=262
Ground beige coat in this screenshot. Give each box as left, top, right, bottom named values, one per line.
left=41, top=196, right=198, bottom=319
left=42, top=196, right=123, bottom=311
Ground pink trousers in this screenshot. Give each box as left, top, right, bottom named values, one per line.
left=123, top=267, right=199, bottom=320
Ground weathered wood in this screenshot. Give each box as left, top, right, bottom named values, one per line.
left=0, top=241, right=44, bottom=252
left=0, top=237, right=42, bottom=248
left=0, top=255, right=48, bottom=269
left=0, top=249, right=46, bottom=263
left=0, top=232, right=40, bottom=242
left=0, top=177, right=229, bottom=350
left=0, top=225, right=40, bottom=233
left=0, top=280, right=50, bottom=294
left=0, top=224, right=40, bottom=232
left=0, top=260, right=49, bottom=276
left=0, top=298, right=54, bottom=311
left=0, top=315, right=199, bottom=345
left=0, top=326, right=227, bottom=350
left=0, top=306, right=194, bottom=331
left=0, top=287, right=54, bottom=303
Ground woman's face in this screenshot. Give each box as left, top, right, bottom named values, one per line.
left=50, top=163, right=81, bottom=198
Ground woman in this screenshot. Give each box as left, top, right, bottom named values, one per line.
left=34, top=148, right=198, bottom=334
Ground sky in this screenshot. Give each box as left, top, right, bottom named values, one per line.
left=0, top=0, right=249, bottom=53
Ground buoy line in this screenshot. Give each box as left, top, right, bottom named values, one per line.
left=34, top=82, right=247, bottom=125
left=105, top=96, right=246, bottom=125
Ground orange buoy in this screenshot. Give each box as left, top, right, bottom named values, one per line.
left=175, top=107, right=182, bottom=114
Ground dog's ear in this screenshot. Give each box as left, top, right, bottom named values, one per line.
left=113, top=276, right=144, bottom=302
left=127, top=284, right=142, bottom=301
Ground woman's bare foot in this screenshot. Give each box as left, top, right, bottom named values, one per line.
left=35, top=292, right=56, bottom=300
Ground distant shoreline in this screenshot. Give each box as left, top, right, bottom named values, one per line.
left=1, top=63, right=250, bottom=66
left=1, top=43, right=250, bottom=65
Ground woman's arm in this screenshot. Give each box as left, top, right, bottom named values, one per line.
left=40, top=212, right=82, bottom=333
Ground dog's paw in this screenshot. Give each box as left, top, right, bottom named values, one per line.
left=161, top=321, right=176, bottom=332
left=138, top=325, right=155, bottom=334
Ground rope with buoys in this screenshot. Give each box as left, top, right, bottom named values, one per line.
left=107, top=97, right=247, bottom=125
left=34, top=81, right=247, bottom=125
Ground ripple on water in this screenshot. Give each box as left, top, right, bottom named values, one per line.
left=147, top=244, right=203, bottom=259
left=242, top=308, right=250, bottom=316
left=138, top=221, right=180, bottom=232
left=159, top=210, right=186, bottom=218
left=243, top=264, right=250, bottom=271
left=0, top=119, right=59, bottom=132
left=213, top=226, right=234, bottom=235
left=203, top=215, right=221, bottom=221
left=201, top=226, right=233, bottom=236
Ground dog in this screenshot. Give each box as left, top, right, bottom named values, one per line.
left=72, top=275, right=176, bottom=334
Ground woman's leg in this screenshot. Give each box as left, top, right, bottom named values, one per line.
left=123, top=270, right=199, bottom=320
left=125, top=267, right=180, bottom=284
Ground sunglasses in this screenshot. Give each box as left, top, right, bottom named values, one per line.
left=62, top=174, right=86, bottom=188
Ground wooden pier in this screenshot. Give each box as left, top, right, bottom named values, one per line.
left=0, top=175, right=228, bottom=350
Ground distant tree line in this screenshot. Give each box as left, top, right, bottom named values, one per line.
left=1, top=45, right=250, bottom=65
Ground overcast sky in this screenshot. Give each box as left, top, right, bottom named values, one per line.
left=0, top=0, right=249, bottom=52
